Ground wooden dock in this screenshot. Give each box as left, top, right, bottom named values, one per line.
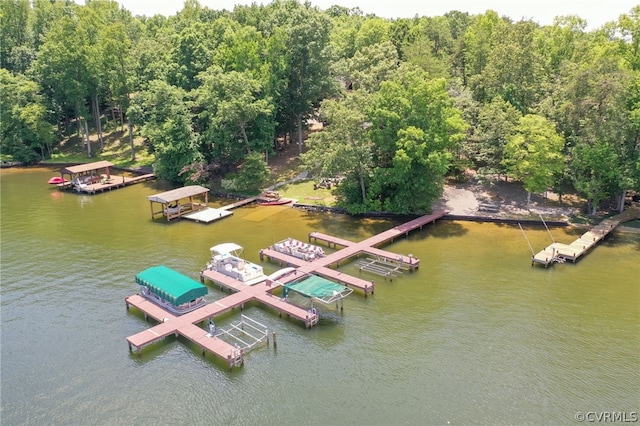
left=199, top=268, right=320, bottom=327
left=261, top=210, right=448, bottom=291
left=309, top=210, right=448, bottom=270
left=125, top=211, right=448, bottom=368
left=532, top=207, right=640, bottom=267
left=125, top=294, right=245, bottom=368
left=61, top=173, right=155, bottom=194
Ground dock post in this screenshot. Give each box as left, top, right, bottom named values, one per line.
left=272, top=331, right=277, bottom=349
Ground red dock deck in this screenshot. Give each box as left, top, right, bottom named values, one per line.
left=261, top=211, right=448, bottom=292
left=125, top=294, right=245, bottom=368
left=125, top=211, right=447, bottom=368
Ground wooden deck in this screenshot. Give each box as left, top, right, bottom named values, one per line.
left=220, top=197, right=259, bottom=210
left=199, top=268, right=320, bottom=327
left=125, top=211, right=448, bottom=368
left=261, top=210, right=448, bottom=291
left=308, top=210, right=448, bottom=271
left=532, top=207, right=640, bottom=267
left=62, top=173, right=155, bottom=194
left=125, top=294, right=245, bottom=368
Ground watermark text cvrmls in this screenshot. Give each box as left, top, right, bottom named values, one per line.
left=575, top=412, right=638, bottom=423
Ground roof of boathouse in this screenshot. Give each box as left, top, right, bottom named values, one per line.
left=147, top=185, right=210, bottom=204
left=61, top=161, right=114, bottom=174
left=135, top=266, right=208, bottom=306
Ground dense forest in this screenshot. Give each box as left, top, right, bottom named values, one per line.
left=1, top=0, right=639, bottom=215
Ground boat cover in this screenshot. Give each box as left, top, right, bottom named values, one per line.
left=283, top=275, right=352, bottom=304
left=135, top=265, right=208, bottom=306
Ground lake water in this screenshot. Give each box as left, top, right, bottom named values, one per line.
left=1, top=166, right=638, bottom=425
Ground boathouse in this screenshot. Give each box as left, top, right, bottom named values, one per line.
left=57, top=160, right=155, bottom=194
left=148, top=185, right=210, bottom=221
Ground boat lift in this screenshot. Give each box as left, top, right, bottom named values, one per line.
left=207, top=314, right=270, bottom=353
left=355, top=256, right=410, bottom=280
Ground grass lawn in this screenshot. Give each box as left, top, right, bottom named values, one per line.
left=275, top=180, right=338, bottom=207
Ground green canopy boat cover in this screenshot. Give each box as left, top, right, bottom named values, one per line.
left=135, top=266, right=208, bottom=306
left=283, top=275, right=352, bottom=304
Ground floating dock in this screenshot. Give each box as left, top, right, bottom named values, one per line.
left=532, top=207, right=640, bottom=267
left=147, top=186, right=257, bottom=223
left=183, top=208, right=233, bottom=223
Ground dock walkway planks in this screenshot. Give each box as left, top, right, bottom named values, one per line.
left=261, top=210, right=448, bottom=292
left=532, top=207, right=640, bottom=267
left=199, top=268, right=321, bottom=326
left=125, top=294, right=244, bottom=367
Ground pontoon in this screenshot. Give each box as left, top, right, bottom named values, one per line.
left=135, top=265, right=208, bottom=315
left=272, top=238, right=326, bottom=261
left=206, top=243, right=266, bottom=285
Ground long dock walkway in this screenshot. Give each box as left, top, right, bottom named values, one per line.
left=308, top=210, right=448, bottom=269
left=261, top=210, right=448, bottom=292
left=532, top=207, right=640, bottom=267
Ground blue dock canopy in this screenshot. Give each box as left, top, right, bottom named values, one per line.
left=135, top=266, right=208, bottom=306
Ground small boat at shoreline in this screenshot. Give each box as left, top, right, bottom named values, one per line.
left=258, top=198, right=292, bottom=206
left=257, top=190, right=292, bottom=206
left=206, top=243, right=266, bottom=285
left=48, top=176, right=69, bottom=185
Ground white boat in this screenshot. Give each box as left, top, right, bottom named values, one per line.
left=206, top=243, right=266, bottom=285
left=272, top=238, right=326, bottom=261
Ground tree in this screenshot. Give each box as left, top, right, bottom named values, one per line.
left=135, top=80, right=201, bottom=182
left=365, top=66, right=467, bottom=213
left=0, top=69, right=54, bottom=163
left=344, top=41, right=399, bottom=92
left=0, top=0, right=34, bottom=74
left=502, top=114, right=566, bottom=206
left=571, top=140, right=625, bottom=215
left=301, top=92, right=373, bottom=209
left=464, top=96, right=522, bottom=177
left=228, top=151, right=271, bottom=193
left=195, top=66, right=274, bottom=162
left=475, top=20, right=543, bottom=112
left=262, top=0, right=336, bottom=152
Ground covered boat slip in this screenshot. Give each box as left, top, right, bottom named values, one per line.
left=136, top=265, right=208, bottom=307
left=58, top=160, right=155, bottom=194
left=147, top=185, right=230, bottom=222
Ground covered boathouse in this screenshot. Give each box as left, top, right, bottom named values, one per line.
left=147, top=185, right=234, bottom=223
left=147, top=185, right=211, bottom=221
left=58, top=160, right=155, bottom=194
left=135, top=266, right=208, bottom=315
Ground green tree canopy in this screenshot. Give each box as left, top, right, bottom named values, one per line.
left=502, top=114, right=566, bottom=205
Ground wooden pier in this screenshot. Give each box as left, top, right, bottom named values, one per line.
left=532, top=207, right=640, bottom=267
left=125, top=211, right=448, bottom=367
left=261, top=210, right=448, bottom=291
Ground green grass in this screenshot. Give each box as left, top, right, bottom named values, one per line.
left=276, top=180, right=338, bottom=206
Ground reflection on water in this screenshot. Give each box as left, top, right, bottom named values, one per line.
left=1, top=167, right=638, bottom=425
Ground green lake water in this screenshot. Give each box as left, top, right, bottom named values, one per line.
left=1, top=166, right=638, bottom=425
